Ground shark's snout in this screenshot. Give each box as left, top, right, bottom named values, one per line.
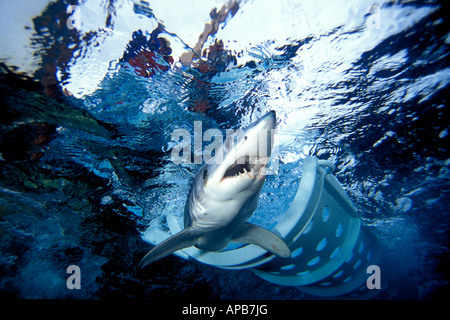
left=249, top=110, right=276, bottom=133
left=257, top=110, right=276, bottom=128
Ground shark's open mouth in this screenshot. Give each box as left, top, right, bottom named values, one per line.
left=223, top=157, right=251, bottom=179
left=222, top=156, right=268, bottom=180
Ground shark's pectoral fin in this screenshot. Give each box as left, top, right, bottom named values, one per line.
left=138, top=228, right=200, bottom=269
left=232, top=223, right=291, bottom=258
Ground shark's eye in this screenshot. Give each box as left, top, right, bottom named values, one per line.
left=223, top=156, right=251, bottom=179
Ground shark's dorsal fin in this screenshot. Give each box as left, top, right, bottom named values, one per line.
left=138, top=228, right=200, bottom=269
left=231, top=223, right=291, bottom=258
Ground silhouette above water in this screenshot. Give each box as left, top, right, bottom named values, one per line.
left=121, top=28, right=174, bottom=78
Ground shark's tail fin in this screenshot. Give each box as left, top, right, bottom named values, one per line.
left=138, top=228, right=200, bottom=269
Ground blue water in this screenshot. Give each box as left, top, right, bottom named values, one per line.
left=0, top=0, right=448, bottom=299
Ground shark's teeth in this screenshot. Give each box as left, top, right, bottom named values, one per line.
left=222, top=156, right=270, bottom=181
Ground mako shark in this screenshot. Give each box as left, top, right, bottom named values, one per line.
left=139, top=111, right=290, bottom=268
